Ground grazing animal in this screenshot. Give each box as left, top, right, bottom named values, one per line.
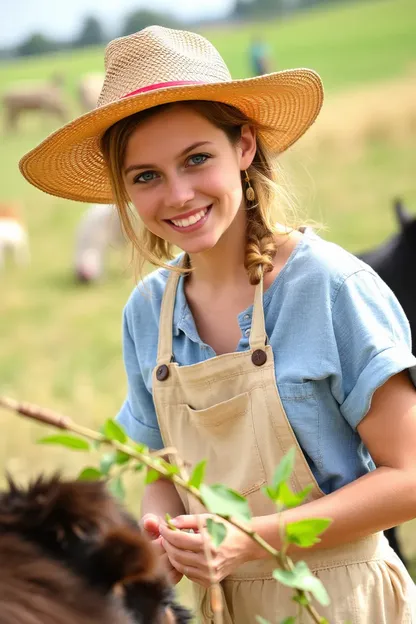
left=74, top=203, right=126, bottom=283
left=78, top=73, right=104, bottom=112
left=0, top=202, right=30, bottom=269
left=0, top=475, right=192, bottom=624
left=358, top=198, right=416, bottom=568
left=2, top=75, right=67, bottom=132
left=359, top=198, right=416, bottom=353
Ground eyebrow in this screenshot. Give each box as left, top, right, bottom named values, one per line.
left=124, top=141, right=213, bottom=175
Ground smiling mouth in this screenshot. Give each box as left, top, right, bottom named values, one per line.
left=167, top=205, right=211, bottom=229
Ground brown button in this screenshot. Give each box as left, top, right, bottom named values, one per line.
left=156, top=364, right=169, bottom=381
left=251, top=349, right=267, bottom=367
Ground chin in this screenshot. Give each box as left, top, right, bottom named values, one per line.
left=178, top=234, right=221, bottom=256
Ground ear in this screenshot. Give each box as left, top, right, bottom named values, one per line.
left=91, top=526, right=158, bottom=588
left=238, top=124, right=257, bottom=171
left=394, top=197, right=412, bottom=231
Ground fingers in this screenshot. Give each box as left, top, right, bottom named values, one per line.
left=160, top=524, right=210, bottom=553
left=141, top=513, right=161, bottom=539
left=169, top=514, right=210, bottom=531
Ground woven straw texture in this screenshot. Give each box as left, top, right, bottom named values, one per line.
left=19, top=26, right=324, bottom=204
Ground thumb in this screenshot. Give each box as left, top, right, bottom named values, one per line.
left=141, top=513, right=161, bottom=539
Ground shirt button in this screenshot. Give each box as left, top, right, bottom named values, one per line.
left=243, top=314, right=251, bottom=321
left=244, top=328, right=251, bottom=337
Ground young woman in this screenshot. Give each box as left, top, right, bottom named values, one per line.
left=20, top=25, right=416, bottom=623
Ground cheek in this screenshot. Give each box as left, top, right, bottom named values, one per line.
left=202, top=165, right=243, bottom=202
left=128, top=191, right=159, bottom=225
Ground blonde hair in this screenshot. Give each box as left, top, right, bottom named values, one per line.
left=101, top=100, right=298, bottom=285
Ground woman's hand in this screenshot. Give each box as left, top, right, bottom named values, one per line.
left=141, top=513, right=184, bottom=585
left=159, top=514, right=251, bottom=588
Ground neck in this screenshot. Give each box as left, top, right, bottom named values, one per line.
left=187, top=207, right=249, bottom=289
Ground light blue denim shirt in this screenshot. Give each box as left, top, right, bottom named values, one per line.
left=116, top=230, right=416, bottom=494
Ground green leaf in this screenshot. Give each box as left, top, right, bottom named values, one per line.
left=273, top=561, right=330, bottom=606
left=108, top=476, right=125, bottom=501
left=100, top=452, right=117, bottom=475
left=272, top=447, right=295, bottom=491
left=280, top=618, right=296, bottom=624
left=255, top=617, right=271, bottom=624
left=200, top=484, right=251, bottom=522
left=38, top=434, right=90, bottom=451
left=103, top=419, right=127, bottom=443
left=286, top=518, right=332, bottom=548
left=145, top=468, right=160, bottom=484
left=206, top=518, right=227, bottom=548
left=189, top=460, right=207, bottom=489
left=163, top=462, right=180, bottom=476
left=115, top=450, right=130, bottom=465
left=277, top=482, right=313, bottom=509
left=134, top=462, right=144, bottom=472
left=77, top=467, right=102, bottom=481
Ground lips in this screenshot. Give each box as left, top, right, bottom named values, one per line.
left=166, top=205, right=212, bottom=232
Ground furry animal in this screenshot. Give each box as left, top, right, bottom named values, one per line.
left=2, top=75, right=67, bottom=132
left=0, top=475, right=192, bottom=624
left=74, top=203, right=126, bottom=283
left=0, top=203, right=30, bottom=269
left=358, top=197, right=416, bottom=569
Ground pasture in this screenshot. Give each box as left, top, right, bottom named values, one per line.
left=1, top=0, right=416, bottom=603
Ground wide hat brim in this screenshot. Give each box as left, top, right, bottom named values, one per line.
left=19, top=69, right=323, bottom=204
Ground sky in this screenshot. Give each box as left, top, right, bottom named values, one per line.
left=2, top=0, right=235, bottom=47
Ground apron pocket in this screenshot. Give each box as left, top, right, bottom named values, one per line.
left=178, top=392, right=266, bottom=497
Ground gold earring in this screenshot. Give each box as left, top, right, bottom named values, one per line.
left=244, top=170, right=255, bottom=202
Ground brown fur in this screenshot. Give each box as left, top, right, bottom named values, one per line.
left=0, top=475, right=192, bottom=624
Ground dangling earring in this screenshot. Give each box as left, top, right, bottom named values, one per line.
left=244, top=170, right=255, bottom=202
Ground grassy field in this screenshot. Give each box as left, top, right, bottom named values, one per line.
left=1, top=0, right=416, bottom=603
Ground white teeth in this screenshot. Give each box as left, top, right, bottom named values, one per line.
left=171, top=208, right=207, bottom=228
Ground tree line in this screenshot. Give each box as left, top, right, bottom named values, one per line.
left=2, top=0, right=354, bottom=60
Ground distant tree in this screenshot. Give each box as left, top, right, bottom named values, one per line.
left=121, top=9, right=179, bottom=37
left=74, top=16, right=106, bottom=48
left=15, top=33, right=58, bottom=57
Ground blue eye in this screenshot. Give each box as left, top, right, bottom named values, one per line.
left=188, top=153, right=209, bottom=166
left=135, top=171, right=157, bottom=183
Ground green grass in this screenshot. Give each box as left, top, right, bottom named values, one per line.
left=0, top=0, right=416, bottom=602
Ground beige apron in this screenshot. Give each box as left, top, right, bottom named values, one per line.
left=152, top=267, right=416, bottom=623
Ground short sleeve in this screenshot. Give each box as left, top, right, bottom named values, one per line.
left=331, top=269, right=416, bottom=429
left=115, top=306, right=164, bottom=450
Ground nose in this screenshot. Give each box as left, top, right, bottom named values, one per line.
left=164, top=174, right=195, bottom=211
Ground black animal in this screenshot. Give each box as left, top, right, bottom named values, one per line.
left=0, top=475, right=192, bottom=624
left=359, top=198, right=416, bottom=568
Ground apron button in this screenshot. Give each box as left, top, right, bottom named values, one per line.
left=252, top=349, right=267, bottom=366
left=156, top=364, right=169, bottom=381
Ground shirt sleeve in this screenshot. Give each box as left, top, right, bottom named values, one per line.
left=331, top=269, right=416, bottom=429
left=115, top=306, right=164, bottom=450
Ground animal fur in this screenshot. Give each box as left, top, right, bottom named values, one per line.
left=2, top=75, right=67, bottom=132
left=74, top=203, right=126, bottom=282
left=0, top=202, right=30, bottom=269
left=0, top=475, right=192, bottom=624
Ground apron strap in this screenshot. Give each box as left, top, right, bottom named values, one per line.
left=156, top=265, right=183, bottom=366
left=157, top=257, right=267, bottom=364
left=249, top=274, right=267, bottom=351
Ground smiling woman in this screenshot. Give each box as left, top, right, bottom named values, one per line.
left=19, top=24, right=416, bottom=624
left=100, top=99, right=280, bottom=281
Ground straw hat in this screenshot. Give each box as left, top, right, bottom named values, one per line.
left=19, top=26, right=324, bottom=204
